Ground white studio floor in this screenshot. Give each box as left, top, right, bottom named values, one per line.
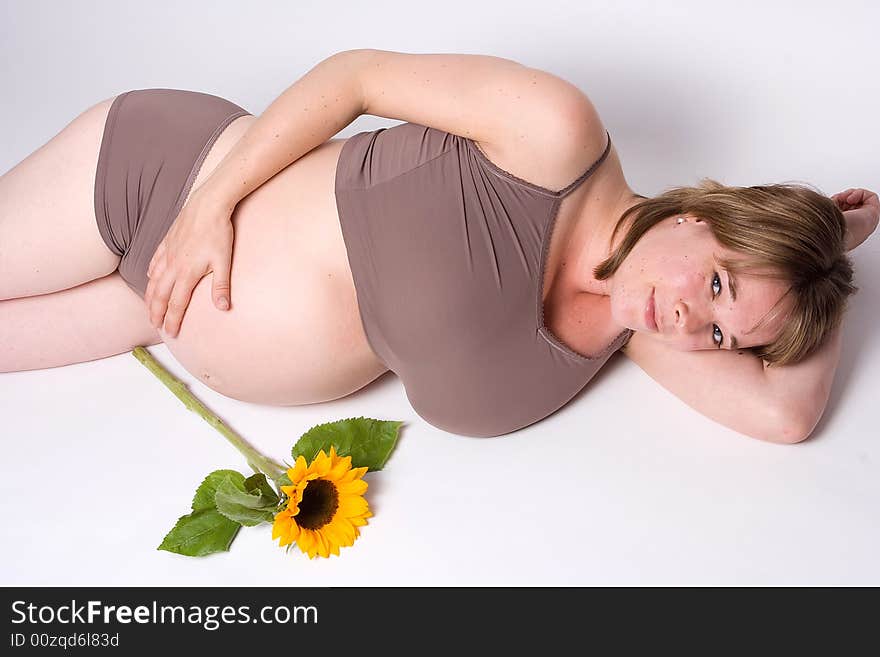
left=2, top=0, right=879, bottom=586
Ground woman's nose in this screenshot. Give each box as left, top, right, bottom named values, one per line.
left=671, top=299, right=709, bottom=335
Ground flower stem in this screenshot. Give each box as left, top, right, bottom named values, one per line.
left=132, top=346, right=286, bottom=483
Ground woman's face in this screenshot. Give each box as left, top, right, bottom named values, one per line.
left=607, top=213, right=792, bottom=351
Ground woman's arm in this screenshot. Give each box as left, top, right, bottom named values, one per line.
left=762, top=321, right=844, bottom=441
left=620, top=332, right=821, bottom=444
left=198, top=49, right=371, bottom=207
left=143, top=49, right=372, bottom=335
left=770, top=188, right=877, bottom=437
left=145, top=47, right=599, bottom=337
left=833, top=188, right=879, bottom=251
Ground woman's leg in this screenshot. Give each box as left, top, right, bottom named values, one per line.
left=0, top=95, right=163, bottom=373
left=0, top=89, right=254, bottom=372
left=0, top=96, right=122, bottom=300
left=0, top=271, right=161, bottom=373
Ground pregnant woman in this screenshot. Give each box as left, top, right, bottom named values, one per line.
left=2, top=49, right=876, bottom=442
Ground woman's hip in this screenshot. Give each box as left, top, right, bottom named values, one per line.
left=94, top=88, right=253, bottom=298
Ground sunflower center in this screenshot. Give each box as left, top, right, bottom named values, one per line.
left=296, top=478, right=339, bottom=530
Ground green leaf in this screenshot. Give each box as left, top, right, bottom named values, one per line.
left=291, top=417, right=403, bottom=471
left=157, top=509, right=241, bottom=557
left=191, top=470, right=246, bottom=512
left=214, top=477, right=276, bottom=527
left=244, top=473, right=279, bottom=505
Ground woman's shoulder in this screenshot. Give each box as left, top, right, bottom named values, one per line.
left=466, top=111, right=618, bottom=195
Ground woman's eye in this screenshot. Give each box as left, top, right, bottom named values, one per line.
left=712, top=272, right=722, bottom=297
left=712, top=272, right=723, bottom=347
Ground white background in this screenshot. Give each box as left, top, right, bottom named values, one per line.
left=1, top=0, right=877, bottom=585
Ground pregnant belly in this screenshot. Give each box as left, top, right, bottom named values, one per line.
left=161, top=118, right=389, bottom=405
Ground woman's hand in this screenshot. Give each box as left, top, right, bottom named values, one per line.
left=144, top=188, right=236, bottom=338
left=830, top=187, right=879, bottom=251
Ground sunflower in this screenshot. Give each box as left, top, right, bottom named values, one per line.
left=271, top=446, right=371, bottom=558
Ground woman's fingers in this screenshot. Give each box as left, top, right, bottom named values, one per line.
left=212, top=257, right=232, bottom=310
left=141, top=191, right=238, bottom=331
left=148, top=269, right=176, bottom=330
left=145, top=253, right=232, bottom=333
left=162, top=273, right=202, bottom=338
left=144, top=258, right=165, bottom=321
left=832, top=188, right=872, bottom=212
left=144, top=277, right=155, bottom=321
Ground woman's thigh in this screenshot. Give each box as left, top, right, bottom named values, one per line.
left=0, top=96, right=121, bottom=300
left=0, top=271, right=161, bottom=373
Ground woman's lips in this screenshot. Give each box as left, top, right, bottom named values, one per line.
left=646, top=289, right=658, bottom=332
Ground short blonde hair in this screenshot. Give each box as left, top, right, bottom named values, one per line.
left=594, top=179, right=857, bottom=367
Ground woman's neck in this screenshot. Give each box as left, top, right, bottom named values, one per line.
left=559, top=186, right=642, bottom=298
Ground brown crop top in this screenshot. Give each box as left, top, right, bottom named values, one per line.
left=334, top=122, right=633, bottom=437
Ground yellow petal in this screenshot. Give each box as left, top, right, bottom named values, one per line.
left=334, top=453, right=354, bottom=473
left=316, top=532, right=330, bottom=558
left=271, top=518, right=288, bottom=543
left=286, top=519, right=300, bottom=544
left=337, top=479, right=368, bottom=496
left=295, top=478, right=311, bottom=499
left=338, top=496, right=370, bottom=518
left=350, top=513, right=370, bottom=527
left=313, top=451, right=332, bottom=477
left=300, top=530, right=319, bottom=558
left=327, top=456, right=353, bottom=481
left=289, top=455, right=309, bottom=484
left=329, top=518, right=356, bottom=544
left=281, top=524, right=297, bottom=548
left=287, top=479, right=310, bottom=516
left=339, top=466, right=369, bottom=484
left=297, top=528, right=314, bottom=554
left=322, top=521, right=351, bottom=547
left=321, top=530, right=338, bottom=556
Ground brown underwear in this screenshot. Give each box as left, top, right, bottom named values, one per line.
left=93, top=88, right=252, bottom=298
